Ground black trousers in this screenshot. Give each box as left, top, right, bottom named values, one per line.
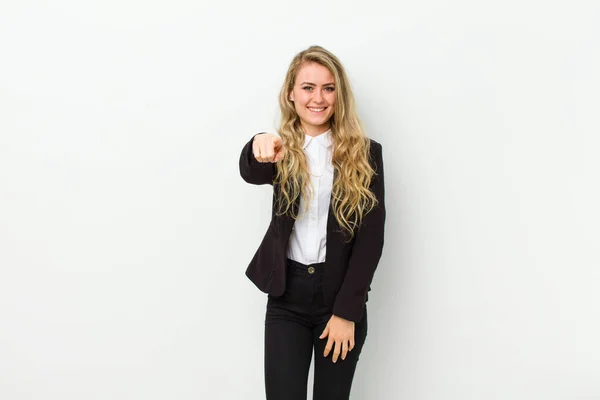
left=264, top=258, right=368, bottom=400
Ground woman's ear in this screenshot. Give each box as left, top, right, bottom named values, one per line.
left=289, top=91, right=294, bottom=102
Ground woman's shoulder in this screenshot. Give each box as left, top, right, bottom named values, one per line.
left=366, top=137, right=383, bottom=155
left=367, top=137, right=382, bottom=147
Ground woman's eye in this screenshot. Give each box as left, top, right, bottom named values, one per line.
left=302, top=86, right=335, bottom=92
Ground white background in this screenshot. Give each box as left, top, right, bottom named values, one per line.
left=1, top=1, right=599, bottom=399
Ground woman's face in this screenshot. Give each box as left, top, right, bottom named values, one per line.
left=289, top=62, right=336, bottom=136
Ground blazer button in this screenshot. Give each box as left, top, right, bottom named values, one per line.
left=308, top=266, right=315, bottom=274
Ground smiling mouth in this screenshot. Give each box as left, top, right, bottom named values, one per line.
left=307, top=107, right=327, bottom=113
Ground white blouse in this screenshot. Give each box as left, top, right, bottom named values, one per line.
left=284, top=128, right=334, bottom=265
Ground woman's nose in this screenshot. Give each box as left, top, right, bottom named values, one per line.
left=313, top=90, right=324, bottom=103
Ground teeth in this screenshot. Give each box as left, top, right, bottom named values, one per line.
left=308, top=107, right=325, bottom=112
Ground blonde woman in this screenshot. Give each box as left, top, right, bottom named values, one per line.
left=239, top=45, right=386, bottom=400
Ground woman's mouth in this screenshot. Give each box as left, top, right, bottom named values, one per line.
left=307, top=106, right=327, bottom=114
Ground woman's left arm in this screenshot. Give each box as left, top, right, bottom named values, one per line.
left=332, top=140, right=386, bottom=323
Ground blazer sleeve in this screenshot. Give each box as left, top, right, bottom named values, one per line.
left=332, top=141, right=386, bottom=322
left=239, top=133, right=276, bottom=186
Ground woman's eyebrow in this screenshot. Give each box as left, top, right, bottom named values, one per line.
left=300, top=82, right=335, bottom=86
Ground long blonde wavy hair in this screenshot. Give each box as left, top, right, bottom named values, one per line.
left=274, top=45, right=379, bottom=242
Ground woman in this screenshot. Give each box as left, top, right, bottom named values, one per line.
left=239, top=45, right=386, bottom=400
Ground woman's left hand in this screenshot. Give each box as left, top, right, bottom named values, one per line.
left=319, top=314, right=355, bottom=363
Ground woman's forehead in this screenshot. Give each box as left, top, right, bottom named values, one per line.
left=296, top=62, right=334, bottom=83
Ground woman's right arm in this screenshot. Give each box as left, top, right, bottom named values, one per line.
left=238, top=133, right=276, bottom=185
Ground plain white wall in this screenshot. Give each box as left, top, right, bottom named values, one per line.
left=1, top=1, right=598, bottom=399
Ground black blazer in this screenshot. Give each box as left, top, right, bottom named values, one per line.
left=239, top=133, right=386, bottom=322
